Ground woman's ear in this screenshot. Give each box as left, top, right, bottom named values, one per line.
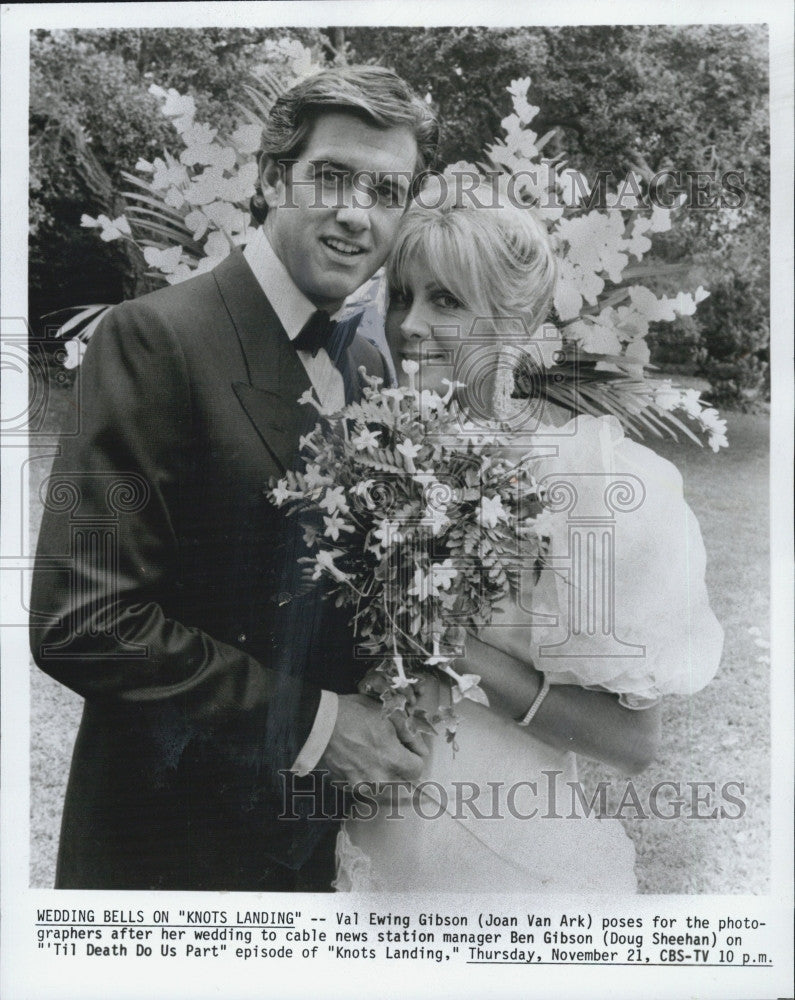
left=259, top=154, right=285, bottom=210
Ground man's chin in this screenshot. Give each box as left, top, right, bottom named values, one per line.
left=309, top=279, right=370, bottom=312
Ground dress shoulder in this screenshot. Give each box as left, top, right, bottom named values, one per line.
left=479, top=416, right=724, bottom=708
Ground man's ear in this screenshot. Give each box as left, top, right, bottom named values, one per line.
left=259, top=154, right=285, bottom=210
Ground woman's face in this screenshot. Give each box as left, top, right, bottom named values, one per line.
left=385, top=256, right=478, bottom=393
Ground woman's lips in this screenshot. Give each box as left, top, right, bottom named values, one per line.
left=399, top=350, right=448, bottom=362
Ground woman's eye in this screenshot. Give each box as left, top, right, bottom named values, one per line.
left=433, top=291, right=463, bottom=309
left=388, top=288, right=410, bottom=308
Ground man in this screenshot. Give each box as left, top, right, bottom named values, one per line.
left=30, top=66, right=439, bottom=891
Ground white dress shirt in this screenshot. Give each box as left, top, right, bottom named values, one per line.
left=243, top=227, right=341, bottom=776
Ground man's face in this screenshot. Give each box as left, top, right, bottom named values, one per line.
left=261, top=111, right=418, bottom=312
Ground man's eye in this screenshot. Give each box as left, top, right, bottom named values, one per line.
left=376, top=184, right=405, bottom=207
left=318, top=166, right=345, bottom=185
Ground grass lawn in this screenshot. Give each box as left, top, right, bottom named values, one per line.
left=579, top=409, right=770, bottom=893
left=28, top=382, right=770, bottom=892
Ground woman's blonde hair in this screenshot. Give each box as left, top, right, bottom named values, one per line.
left=387, top=176, right=557, bottom=335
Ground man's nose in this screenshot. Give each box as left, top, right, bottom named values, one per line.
left=335, top=202, right=371, bottom=232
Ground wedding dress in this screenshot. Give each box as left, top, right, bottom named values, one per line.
left=334, top=416, right=724, bottom=893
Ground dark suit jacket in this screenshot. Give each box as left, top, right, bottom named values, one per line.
left=30, top=250, right=387, bottom=890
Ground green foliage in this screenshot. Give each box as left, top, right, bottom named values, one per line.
left=342, top=25, right=770, bottom=408
left=620, top=25, right=769, bottom=408
left=647, top=315, right=702, bottom=368
left=76, top=55, right=731, bottom=451
left=28, top=28, right=322, bottom=330
left=343, top=25, right=768, bottom=201
left=343, top=27, right=549, bottom=165
left=695, top=273, right=770, bottom=411
left=29, top=30, right=175, bottom=328
left=68, top=27, right=326, bottom=130
left=30, top=26, right=769, bottom=409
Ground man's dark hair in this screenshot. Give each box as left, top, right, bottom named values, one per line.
left=250, top=64, right=439, bottom=222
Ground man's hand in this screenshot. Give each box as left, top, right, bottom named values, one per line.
left=319, top=693, right=427, bottom=793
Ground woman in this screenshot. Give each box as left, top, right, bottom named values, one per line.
left=334, top=185, right=723, bottom=893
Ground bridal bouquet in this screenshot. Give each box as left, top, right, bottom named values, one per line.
left=269, top=361, right=549, bottom=741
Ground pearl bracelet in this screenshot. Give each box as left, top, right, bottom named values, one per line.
left=517, top=674, right=550, bottom=726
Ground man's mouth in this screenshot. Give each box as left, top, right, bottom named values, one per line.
left=321, top=236, right=366, bottom=257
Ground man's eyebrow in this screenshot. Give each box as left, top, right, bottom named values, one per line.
left=310, top=158, right=411, bottom=196
left=375, top=170, right=410, bottom=193
left=312, top=158, right=353, bottom=173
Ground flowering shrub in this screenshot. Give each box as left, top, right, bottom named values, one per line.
left=76, top=42, right=727, bottom=450
left=270, top=361, right=549, bottom=742
left=79, top=39, right=309, bottom=284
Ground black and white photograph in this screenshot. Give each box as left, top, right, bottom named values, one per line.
left=1, top=3, right=792, bottom=999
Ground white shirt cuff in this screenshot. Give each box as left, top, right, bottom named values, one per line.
left=290, top=690, right=339, bottom=777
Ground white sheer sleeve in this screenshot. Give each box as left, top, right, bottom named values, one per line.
left=478, top=416, right=724, bottom=708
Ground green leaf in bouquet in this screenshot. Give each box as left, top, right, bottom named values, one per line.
left=410, top=709, right=438, bottom=737
left=431, top=706, right=460, bottom=750
left=380, top=690, right=409, bottom=717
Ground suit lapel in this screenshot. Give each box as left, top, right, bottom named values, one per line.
left=213, top=250, right=312, bottom=472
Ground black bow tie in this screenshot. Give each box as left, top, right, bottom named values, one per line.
left=294, top=310, right=334, bottom=357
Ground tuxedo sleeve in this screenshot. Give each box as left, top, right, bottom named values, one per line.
left=287, top=330, right=391, bottom=773
left=30, top=300, right=322, bottom=777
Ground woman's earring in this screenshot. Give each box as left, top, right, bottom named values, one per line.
left=249, top=191, right=268, bottom=224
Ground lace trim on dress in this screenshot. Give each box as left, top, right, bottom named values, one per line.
left=333, top=824, right=382, bottom=892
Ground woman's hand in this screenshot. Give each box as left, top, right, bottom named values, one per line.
left=459, top=631, right=661, bottom=775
